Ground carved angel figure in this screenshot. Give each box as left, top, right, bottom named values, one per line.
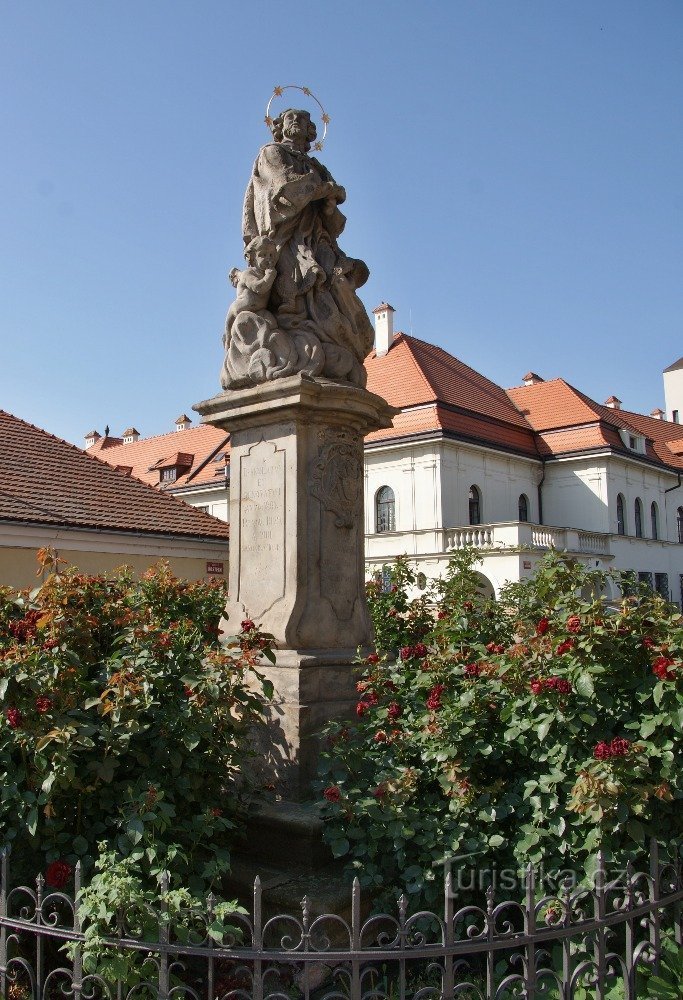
left=220, top=108, right=374, bottom=390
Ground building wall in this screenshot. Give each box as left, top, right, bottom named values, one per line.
left=0, top=524, right=228, bottom=590
left=175, top=485, right=230, bottom=524
left=439, top=442, right=540, bottom=528
left=542, top=457, right=610, bottom=533
left=663, top=366, right=683, bottom=424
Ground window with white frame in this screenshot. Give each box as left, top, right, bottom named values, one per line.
left=375, top=486, right=396, bottom=533
left=634, top=498, right=643, bottom=538
left=616, top=493, right=626, bottom=535
left=518, top=493, right=529, bottom=522
left=468, top=485, right=481, bottom=525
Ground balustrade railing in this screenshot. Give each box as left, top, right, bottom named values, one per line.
left=1, top=842, right=681, bottom=999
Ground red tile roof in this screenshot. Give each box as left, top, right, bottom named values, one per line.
left=507, top=379, right=683, bottom=470
left=365, top=334, right=540, bottom=456
left=0, top=410, right=229, bottom=540
left=89, top=424, right=230, bottom=489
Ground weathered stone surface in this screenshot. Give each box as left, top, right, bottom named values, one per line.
left=220, top=108, right=374, bottom=391
left=195, top=375, right=396, bottom=797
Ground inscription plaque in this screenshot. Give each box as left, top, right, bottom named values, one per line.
left=238, top=440, right=286, bottom=617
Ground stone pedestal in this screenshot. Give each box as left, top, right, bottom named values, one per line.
left=194, top=374, right=396, bottom=798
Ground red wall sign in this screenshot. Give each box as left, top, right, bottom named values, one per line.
left=206, top=561, right=224, bottom=575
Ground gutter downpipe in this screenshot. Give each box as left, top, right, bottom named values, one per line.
left=537, top=467, right=546, bottom=525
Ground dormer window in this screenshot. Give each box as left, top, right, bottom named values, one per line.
left=618, top=429, right=646, bottom=454
left=151, top=451, right=194, bottom=485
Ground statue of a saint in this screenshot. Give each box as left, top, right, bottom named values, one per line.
left=220, top=108, right=374, bottom=390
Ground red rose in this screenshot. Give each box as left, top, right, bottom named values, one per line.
left=556, top=640, right=574, bottom=655
left=240, top=619, right=255, bottom=632
left=426, top=683, right=445, bottom=711
left=356, top=680, right=368, bottom=693
left=323, top=786, right=341, bottom=803
left=365, top=690, right=379, bottom=707
left=211, top=807, right=223, bottom=817
left=366, top=653, right=380, bottom=664
left=642, top=637, right=655, bottom=649
left=464, top=663, right=480, bottom=678
left=413, top=643, right=428, bottom=658
left=42, top=639, right=58, bottom=651
left=593, top=741, right=612, bottom=760
left=35, top=696, right=52, bottom=714
left=494, top=644, right=505, bottom=654
left=486, top=642, right=496, bottom=653
left=373, top=784, right=387, bottom=800
left=183, top=685, right=193, bottom=698
left=463, top=601, right=474, bottom=612
left=399, top=646, right=414, bottom=661
left=530, top=679, right=544, bottom=696
left=437, top=611, right=448, bottom=620
left=45, top=860, right=72, bottom=889
left=566, top=616, right=581, bottom=634
left=373, top=730, right=388, bottom=743
left=652, top=656, right=676, bottom=681
left=555, top=679, right=572, bottom=694
left=5, top=708, right=22, bottom=730
left=536, top=618, right=550, bottom=636
left=385, top=680, right=398, bottom=692
left=610, top=737, right=630, bottom=757
left=387, top=701, right=402, bottom=720
left=356, top=701, right=367, bottom=717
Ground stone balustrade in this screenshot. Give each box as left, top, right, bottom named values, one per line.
left=366, top=521, right=612, bottom=558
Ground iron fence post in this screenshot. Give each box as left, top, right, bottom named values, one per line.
left=350, top=878, right=361, bottom=1000
left=442, top=871, right=454, bottom=1000
left=649, top=838, right=662, bottom=977
left=252, top=876, right=263, bottom=1000
left=0, top=850, right=8, bottom=1000
left=71, top=861, right=83, bottom=1000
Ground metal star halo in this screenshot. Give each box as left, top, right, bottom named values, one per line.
left=264, top=85, right=330, bottom=149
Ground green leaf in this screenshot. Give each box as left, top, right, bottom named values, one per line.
left=126, top=816, right=145, bottom=845
left=536, top=718, right=552, bottom=741
left=626, top=819, right=645, bottom=845
left=329, top=838, right=350, bottom=858
left=575, top=672, right=595, bottom=698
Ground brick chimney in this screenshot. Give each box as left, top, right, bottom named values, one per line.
left=122, top=427, right=140, bottom=443
left=604, top=396, right=622, bottom=410
left=372, top=302, right=395, bottom=357
left=522, top=372, right=544, bottom=386
left=650, top=408, right=665, bottom=420
left=84, top=429, right=101, bottom=448
left=175, top=414, right=192, bottom=432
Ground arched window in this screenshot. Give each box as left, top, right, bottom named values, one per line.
left=634, top=498, right=643, bottom=538
left=469, top=485, right=481, bottom=525
left=678, top=507, right=683, bottom=544
left=375, top=486, right=395, bottom=533
left=616, top=494, right=626, bottom=535
left=650, top=502, right=659, bottom=540
left=518, top=493, right=529, bottom=522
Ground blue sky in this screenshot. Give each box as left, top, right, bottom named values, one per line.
left=1, top=1, right=681, bottom=445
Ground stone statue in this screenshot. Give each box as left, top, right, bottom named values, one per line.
left=220, top=108, right=374, bottom=391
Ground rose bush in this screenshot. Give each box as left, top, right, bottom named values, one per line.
left=0, top=553, right=273, bottom=894
left=319, top=550, right=683, bottom=908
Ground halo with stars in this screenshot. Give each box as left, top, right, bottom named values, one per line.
left=264, top=85, right=330, bottom=152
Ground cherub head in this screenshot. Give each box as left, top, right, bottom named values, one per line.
left=244, top=236, right=278, bottom=271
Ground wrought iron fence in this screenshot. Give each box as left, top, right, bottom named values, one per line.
left=1, top=842, right=681, bottom=1000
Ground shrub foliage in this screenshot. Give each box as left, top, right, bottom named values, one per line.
left=0, top=552, right=271, bottom=894
left=319, top=551, right=683, bottom=907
